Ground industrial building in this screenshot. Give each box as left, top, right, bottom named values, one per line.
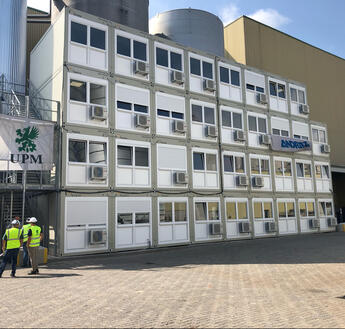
left=0, top=1, right=337, bottom=256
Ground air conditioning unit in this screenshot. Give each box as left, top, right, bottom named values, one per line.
left=203, top=79, right=215, bottom=92
left=321, top=144, right=330, bottom=154
left=209, top=222, right=222, bottom=235
left=237, top=175, right=248, bottom=187
left=253, top=176, right=264, bottom=187
left=265, top=222, right=276, bottom=233
left=234, top=130, right=246, bottom=142
left=206, top=125, right=217, bottom=138
left=133, top=60, right=148, bottom=76
left=256, top=93, right=267, bottom=104
left=260, top=134, right=271, bottom=145
left=310, top=219, right=320, bottom=229
left=90, top=166, right=107, bottom=180
left=174, top=171, right=188, bottom=185
left=171, top=70, right=184, bottom=85
left=299, top=104, right=309, bottom=114
left=328, top=217, right=337, bottom=227
left=173, top=120, right=186, bottom=134
left=239, top=222, right=250, bottom=233
left=90, top=106, right=107, bottom=121
left=135, top=114, right=150, bottom=129
left=89, top=230, right=107, bottom=245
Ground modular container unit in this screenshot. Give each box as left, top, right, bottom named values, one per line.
left=30, top=7, right=335, bottom=256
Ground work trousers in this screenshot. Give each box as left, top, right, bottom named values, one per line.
left=28, top=246, right=39, bottom=272
left=0, top=248, right=19, bottom=275
left=22, top=242, right=30, bottom=266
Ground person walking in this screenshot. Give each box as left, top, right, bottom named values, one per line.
left=0, top=219, right=23, bottom=278
left=21, top=218, right=31, bottom=268
left=27, top=217, right=42, bottom=275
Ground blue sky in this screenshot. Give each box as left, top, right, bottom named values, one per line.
left=28, top=0, right=345, bottom=59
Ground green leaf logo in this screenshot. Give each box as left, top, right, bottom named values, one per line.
left=15, top=126, right=39, bottom=153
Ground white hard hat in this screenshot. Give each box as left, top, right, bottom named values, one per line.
left=28, top=217, right=37, bottom=223
left=11, top=219, right=20, bottom=225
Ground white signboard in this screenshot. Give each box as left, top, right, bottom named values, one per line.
left=0, top=115, right=55, bottom=170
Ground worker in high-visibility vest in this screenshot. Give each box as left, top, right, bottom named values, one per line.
left=21, top=218, right=32, bottom=268
left=0, top=219, right=23, bottom=278
left=27, top=217, right=43, bottom=275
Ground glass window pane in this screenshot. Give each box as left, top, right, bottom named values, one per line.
left=272, top=128, right=280, bottom=136
left=175, top=202, right=187, bottom=222
left=251, top=158, right=260, bottom=174
left=296, top=163, right=304, bottom=177
left=322, top=165, right=330, bottom=179
left=90, top=27, right=105, bottom=50
left=278, top=84, right=286, bottom=98
left=264, top=202, right=272, bottom=218
left=220, top=67, right=229, bottom=84
left=90, top=84, right=106, bottom=105
left=287, top=202, right=295, bottom=217
left=319, top=130, right=326, bottom=143
left=89, top=142, right=106, bottom=164
left=204, top=107, right=215, bottom=124
left=159, top=203, right=172, bottom=222
left=223, top=155, right=234, bottom=172
left=230, top=70, right=240, bottom=86
left=202, top=61, right=213, bottom=79
left=117, top=101, right=131, bottom=111
left=254, top=202, right=262, bottom=219
left=304, top=164, right=311, bottom=178
left=192, top=104, right=202, bottom=122
left=135, top=147, right=149, bottom=167
left=258, top=117, right=267, bottom=133
left=157, top=109, right=170, bottom=117
left=319, top=202, right=326, bottom=217
left=235, top=157, right=244, bottom=173
left=248, top=116, right=257, bottom=132
left=118, top=213, right=132, bottom=225
left=278, top=202, right=286, bottom=218
left=195, top=202, right=207, bottom=221
left=190, top=57, right=201, bottom=76
left=69, top=140, right=86, bottom=162
left=261, top=159, right=270, bottom=175
left=312, top=128, right=319, bottom=142
left=135, top=213, right=149, bottom=224
left=256, top=86, right=265, bottom=93
left=298, top=90, right=305, bottom=104
left=233, top=112, right=242, bottom=129
left=290, top=88, right=298, bottom=102
left=281, top=130, right=289, bottom=137
left=284, top=162, right=292, bottom=176
left=269, top=81, right=277, bottom=96
left=221, top=111, right=231, bottom=127
left=275, top=161, right=283, bottom=176
left=226, top=202, right=236, bottom=220
left=117, top=145, right=132, bottom=166
left=307, top=202, right=315, bottom=216
left=134, top=104, right=148, bottom=113
left=238, top=202, right=247, bottom=219
left=156, top=47, right=168, bottom=67
left=172, top=112, right=183, bottom=119
left=71, top=21, right=87, bottom=45
left=326, top=202, right=333, bottom=216
left=206, top=154, right=217, bottom=171
left=299, top=202, right=307, bottom=217
left=117, top=35, right=130, bottom=57
left=193, top=153, right=204, bottom=170
left=246, top=84, right=255, bottom=91
left=170, top=52, right=182, bottom=71
left=208, top=202, right=219, bottom=220
left=133, top=40, right=147, bottom=61
left=315, top=165, right=322, bottom=179
left=70, top=80, right=86, bottom=103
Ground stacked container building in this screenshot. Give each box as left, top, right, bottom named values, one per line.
left=29, top=7, right=335, bottom=256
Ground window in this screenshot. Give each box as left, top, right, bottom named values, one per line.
left=248, top=115, right=267, bottom=133
left=253, top=200, right=273, bottom=219
left=191, top=104, right=215, bottom=125
left=116, top=101, right=148, bottom=114
left=116, top=34, right=147, bottom=61
left=157, top=109, right=184, bottom=120
left=220, top=67, right=229, bottom=84
left=290, top=87, right=305, bottom=104
left=269, top=81, right=286, bottom=99
left=117, top=35, right=130, bottom=57
left=90, top=84, right=106, bottom=105
left=193, top=153, right=204, bottom=170
left=159, top=201, right=187, bottom=223
left=312, top=128, right=327, bottom=143
left=193, top=152, right=217, bottom=172
left=299, top=201, right=315, bottom=217
left=71, top=22, right=87, bottom=45
left=296, top=162, right=312, bottom=178
left=275, top=160, right=292, bottom=177
left=68, top=139, right=107, bottom=165
left=315, top=164, right=330, bottom=179
left=156, top=47, right=168, bottom=67
left=251, top=158, right=270, bottom=175
left=221, top=110, right=242, bottom=129
left=70, top=80, right=87, bottom=103
left=133, top=40, right=147, bottom=61
left=319, top=201, right=333, bottom=217
left=190, top=57, right=213, bottom=79
left=195, top=201, right=219, bottom=221
left=246, top=84, right=265, bottom=94
left=171, top=52, right=182, bottom=71
left=90, top=27, right=106, bottom=50
left=272, top=128, right=289, bottom=137
left=69, top=140, right=86, bottom=163
left=117, top=145, right=149, bottom=167
left=117, top=213, right=132, bottom=225
left=223, top=154, right=245, bottom=173
left=226, top=200, right=248, bottom=220
left=278, top=201, right=295, bottom=218
left=219, top=66, right=241, bottom=86
left=190, top=57, right=201, bottom=76
left=202, top=61, right=213, bottom=79
left=135, top=213, right=150, bottom=224
left=89, top=142, right=107, bottom=164
left=71, top=21, right=106, bottom=51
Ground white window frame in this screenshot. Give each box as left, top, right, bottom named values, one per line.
left=192, top=148, right=218, bottom=175
left=154, top=42, right=184, bottom=73
left=269, top=78, right=287, bottom=100
left=318, top=199, right=334, bottom=218
left=247, top=112, right=268, bottom=134
left=295, top=160, right=313, bottom=180
left=289, top=83, right=307, bottom=105
left=271, top=117, right=290, bottom=137
left=193, top=198, right=221, bottom=222
left=311, top=125, right=328, bottom=144
left=252, top=198, right=274, bottom=221
left=220, top=106, right=244, bottom=131
left=277, top=199, right=296, bottom=220
left=245, top=70, right=266, bottom=95
left=218, top=62, right=241, bottom=88
left=250, top=154, right=271, bottom=177
left=224, top=198, right=249, bottom=222
left=298, top=199, right=316, bottom=219
left=158, top=198, right=189, bottom=224
left=273, top=156, right=294, bottom=191
left=189, top=53, right=215, bottom=80
left=292, top=121, right=310, bottom=141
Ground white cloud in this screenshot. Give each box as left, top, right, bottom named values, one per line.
left=248, top=9, right=291, bottom=29
left=219, top=4, right=241, bottom=26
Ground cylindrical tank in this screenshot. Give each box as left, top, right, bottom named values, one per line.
left=51, top=0, right=149, bottom=32
left=150, top=9, right=224, bottom=57
left=0, top=0, right=27, bottom=90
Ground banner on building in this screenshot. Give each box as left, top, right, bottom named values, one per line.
left=0, top=114, right=55, bottom=170
left=270, top=135, right=312, bottom=152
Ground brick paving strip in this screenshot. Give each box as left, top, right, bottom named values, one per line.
left=1, top=232, right=345, bottom=328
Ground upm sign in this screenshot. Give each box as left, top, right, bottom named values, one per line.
left=271, top=134, right=312, bottom=152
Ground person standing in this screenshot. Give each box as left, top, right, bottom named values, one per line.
left=0, top=219, right=23, bottom=278
left=21, top=218, right=31, bottom=267
left=27, top=217, right=43, bottom=275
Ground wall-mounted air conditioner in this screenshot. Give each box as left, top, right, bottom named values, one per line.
left=171, top=70, right=184, bottom=85
left=239, top=222, right=250, bottom=233
left=89, top=230, right=107, bottom=245
left=174, top=171, right=188, bottom=185
left=321, top=144, right=330, bottom=153
left=173, top=120, right=186, bottom=134
left=256, top=93, right=267, bottom=104
left=90, top=166, right=107, bottom=181
left=310, top=218, right=320, bottom=229
left=260, top=134, right=271, bottom=145
left=203, top=79, right=215, bottom=92
left=237, top=175, right=248, bottom=187
left=299, top=104, right=309, bottom=114
left=206, top=125, right=217, bottom=138
left=133, top=60, right=148, bottom=76
left=234, top=130, right=246, bottom=142
left=328, top=217, right=337, bottom=227
left=265, top=222, right=276, bottom=233
left=253, top=176, right=264, bottom=187
left=90, top=106, right=107, bottom=121
left=135, top=114, right=150, bottom=128
left=209, top=222, right=222, bottom=235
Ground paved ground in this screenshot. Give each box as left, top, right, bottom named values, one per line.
left=2, top=232, right=345, bottom=328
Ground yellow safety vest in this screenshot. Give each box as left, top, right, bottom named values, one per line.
left=4, top=228, right=22, bottom=250
left=29, top=225, right=41, bottom=247
left=23, top=224, right=31, bottom=243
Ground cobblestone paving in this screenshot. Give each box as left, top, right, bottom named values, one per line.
left=2, top=233, right=345, bottom=328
